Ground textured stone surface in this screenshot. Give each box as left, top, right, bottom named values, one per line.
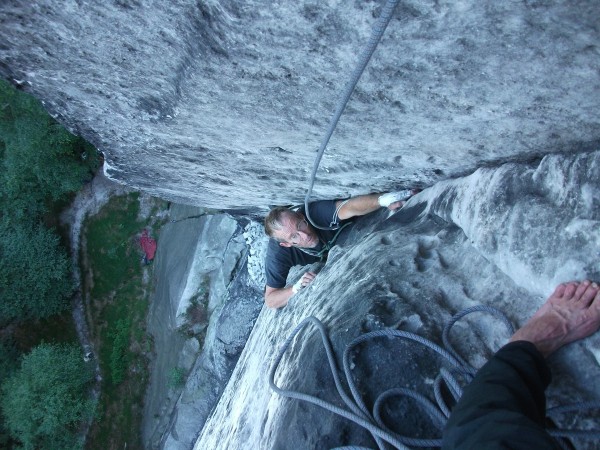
left=161, top=262, right=263, bottom=450
left=142, top=207, right=252, bottom=449
left=2, top=2, right=599, bottom=448
left=195, top=151, right=600, bottom=450
left=1, top=1, right=599, bottom=209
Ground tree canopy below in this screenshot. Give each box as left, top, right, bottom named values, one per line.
left=0, top=79, right=100, bottom=323
left=0, top=343, right=94, bottom=450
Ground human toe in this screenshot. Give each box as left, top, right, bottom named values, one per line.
left=574, top=280, right=592, bottom=301
left=552, top=283, right=568, bottom=299
left=563, top=282, right=579, bottom=299
left=593, top=290, right=600, bottom=311
left=579, top=282, right=599, bottom=306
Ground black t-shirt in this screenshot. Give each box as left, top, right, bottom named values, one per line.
left=265, top=200, right=351, bottom=289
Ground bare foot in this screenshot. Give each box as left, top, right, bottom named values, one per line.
left=509, top=280, right=600, bottom=357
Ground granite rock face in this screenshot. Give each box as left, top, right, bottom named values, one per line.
left=195, top=150, right=600, bottom=450
left=1, top=1, right=600, bottom=209
left=142, top=207, right=263, bottom=450
left=2, top=2, right=599, bottom=449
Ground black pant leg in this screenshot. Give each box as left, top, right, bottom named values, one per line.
left=442, top=340, right=560, bottom=450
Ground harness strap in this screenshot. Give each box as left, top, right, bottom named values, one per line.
left=298, top=222, right=353, bottom=261
left=331, top=199, right=350, bottom=229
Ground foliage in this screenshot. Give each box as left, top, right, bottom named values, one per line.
left=0, top=339, right=19, bottom=382
left=185, top=290, right=209, bottom=326
left=84, top=193, right=142, bottom=298
left=0, top=339, right=19, bottom=447
left=0, top=422, right=10, bottom=449
left=167, top=367, right=187, bottom=389
left=0, top=343, right=95, bottom=450
left=0, top=79, right=100, bottom=323
left=0, top=79, right=100, bottom=222
left=0, top=222, right=72, bottom=322
left=178, top=280, right=210, bottom=340
left=108, top=317, right=132, bottom=385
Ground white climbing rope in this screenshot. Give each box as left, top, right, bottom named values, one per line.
left=304, top=0, right=401, bottom=230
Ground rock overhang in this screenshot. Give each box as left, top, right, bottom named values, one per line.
left=0, top=1, right=599, bottom=209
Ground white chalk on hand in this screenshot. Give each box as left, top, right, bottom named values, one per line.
left=292, top=278, right=304, bottom=294
left=378, top=190, right=413, bottom=207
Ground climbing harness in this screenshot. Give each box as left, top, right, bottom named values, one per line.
left=287, top=200, right=351, bottom=259
left=333, top=199, right=350, bottom=228
left=296, top=222, right=353, bottom=261
left=269, top=305, right=600, bottom=450
left=304, top=0, right=401, bottom=230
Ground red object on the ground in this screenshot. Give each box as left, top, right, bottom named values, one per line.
left=140, top=229, right=157, bottom=261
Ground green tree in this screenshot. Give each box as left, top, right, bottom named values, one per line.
left=167, top=366, right=187, bottom=389
left=0, top=79, right=99, bottom=323
left=0, top=80, right=99, bottom=221
left=0, top=339, right=18, bottom=381
left=0, top=343, right=95, bottom=450
left=0, top=339, right=19, bottom=448
left=0, top=222, right=72, bottom=322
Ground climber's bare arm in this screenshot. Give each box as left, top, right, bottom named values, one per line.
left=264, top=272, right=316, bottom=309
left=264, top=286, right=294, bottom=309
left=337, top=191, right=419, bottom=220
left=336, top=194, right=384, bottom=220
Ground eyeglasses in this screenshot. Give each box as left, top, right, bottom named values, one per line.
left=288, top=218, right=309, bottom=244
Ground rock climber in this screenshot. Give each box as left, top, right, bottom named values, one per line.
left=442, top=280, right=600, bottom=449
left=263, top=191, right=418, bottom=309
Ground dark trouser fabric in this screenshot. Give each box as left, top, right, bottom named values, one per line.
left=442, top=340, right=560, bottom=450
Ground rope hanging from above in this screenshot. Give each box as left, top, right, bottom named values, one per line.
left=304, top=0, right=401, bottom=230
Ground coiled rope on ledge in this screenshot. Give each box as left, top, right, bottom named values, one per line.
left=304, top=0, right=401, bottom=231
left=268, top=305, right=600, bottom=450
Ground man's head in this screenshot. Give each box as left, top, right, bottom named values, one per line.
left=264, top=207, right=319, bottom=248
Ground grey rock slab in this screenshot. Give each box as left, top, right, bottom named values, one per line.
left=142, top=208, right=248, bottom=449
left=194, top=151, right=599, bottom=450
left=1, top=1, right=600, bottom=208
left=418, top=150, right=600, bottom=298
left=143, top=206, right=200, bottom=449
left=179, top=338, right=200, bottom=372
left=162, top=262, right=263, bottom=450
